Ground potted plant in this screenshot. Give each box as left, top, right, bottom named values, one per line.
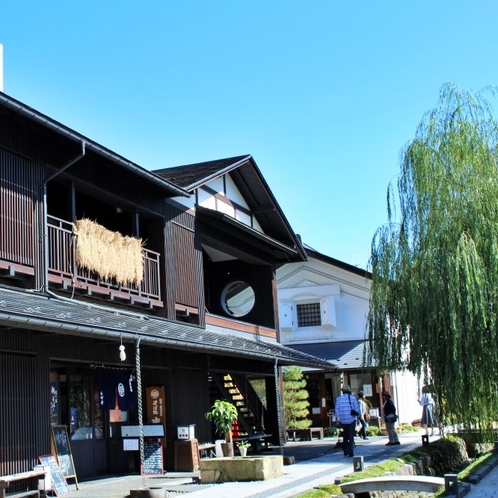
left=237, top=439, right=250, bottom=457
left=205, top=399, right=238, bottom=457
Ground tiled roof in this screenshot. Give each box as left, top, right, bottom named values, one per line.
left=0, top=286, right=334, bottom=370
left=154, top=155, right=251, bottom=190
left=288, top=340, right=366, bottom=370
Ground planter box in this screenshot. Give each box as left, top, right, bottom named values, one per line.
left=200, top=456, right=284, bottom=483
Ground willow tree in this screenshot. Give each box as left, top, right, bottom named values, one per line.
left=367, top=83, right=498, bottom=430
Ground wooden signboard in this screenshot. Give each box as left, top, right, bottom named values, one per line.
left=51, top=425, right=78, bottom=488
left=142, top=440, right=163, bottom=476
left=39, top=454, right=71, bottom=496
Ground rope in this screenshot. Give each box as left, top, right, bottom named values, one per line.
left=135, top=338, right=147, bottom=489
left=274, top=359, right=284, bottom=456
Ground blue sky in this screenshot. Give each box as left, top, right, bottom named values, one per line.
left=2, top=1, right=497, bottom=268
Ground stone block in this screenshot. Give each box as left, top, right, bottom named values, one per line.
left=200, top=456, right=284, bottom=483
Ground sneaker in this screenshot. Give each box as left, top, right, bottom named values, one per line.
left=393, top=442, right=401, bottom=445
left=385, top=442, right=394, bottom=446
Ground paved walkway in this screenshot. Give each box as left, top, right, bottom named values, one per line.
left=58, top=431, right=498, bottom=497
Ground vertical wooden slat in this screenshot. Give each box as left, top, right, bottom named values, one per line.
left=0, top=148, right=36, bottom=266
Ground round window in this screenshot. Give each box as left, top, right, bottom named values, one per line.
left=220, top=280, right=255, bottom=317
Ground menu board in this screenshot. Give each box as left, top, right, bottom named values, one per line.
left=142, top=440, right=163, bottom=476
left=51, top=426, right=76, bottom=480
left=39, top=454, right=71, bottom=496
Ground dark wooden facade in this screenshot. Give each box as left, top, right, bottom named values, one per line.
left=0, top=92, right=330, bottom=481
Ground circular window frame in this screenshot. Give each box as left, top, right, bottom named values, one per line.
left=220, top=280, right=256, bottom=318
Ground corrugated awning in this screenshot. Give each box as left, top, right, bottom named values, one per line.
left=0, top=286, right=334, bottom=370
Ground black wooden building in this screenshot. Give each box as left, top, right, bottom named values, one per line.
left=0, top=91, right=332, bottom=480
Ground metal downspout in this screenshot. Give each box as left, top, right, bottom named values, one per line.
left=41, top=141, right=86, bottom=292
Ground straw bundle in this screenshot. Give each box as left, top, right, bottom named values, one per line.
left=74, top=218, right=144, bottom=286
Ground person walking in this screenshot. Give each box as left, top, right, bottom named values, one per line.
left=382, top=390, right=400, bottom=446
left=418, top=386, right=436, bottom=436
left=357, top=391, right=369, bottom=440
left=335, top=385, right=361, bottom=457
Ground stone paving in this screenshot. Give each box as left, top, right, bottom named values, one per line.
left=58, top=431, right=498, bottom=497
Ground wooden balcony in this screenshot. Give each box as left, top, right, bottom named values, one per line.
left=47, top=215, right=163, bottom=308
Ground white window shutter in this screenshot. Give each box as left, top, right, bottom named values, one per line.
left=279, top=301, right=295, bottom=331
left=320, top=296, right=336, bottom=329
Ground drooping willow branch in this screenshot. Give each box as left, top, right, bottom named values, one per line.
left=366, top=83, right=498, bottom=430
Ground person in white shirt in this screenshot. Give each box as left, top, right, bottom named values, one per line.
left=418, top=386, right=436, bottom=436
left=357, top=391, right=369, bottom=440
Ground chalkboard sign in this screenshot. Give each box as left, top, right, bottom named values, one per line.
left=39, top=454, right=71, bottom=496
left=51, top=425, right=78, bottom=488
left=142, top=440, right=163, bottom=476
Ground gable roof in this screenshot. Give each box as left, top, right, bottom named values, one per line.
left=303, top=243, right=372, bottom=278
left=154, top=155, right=307, bottom=261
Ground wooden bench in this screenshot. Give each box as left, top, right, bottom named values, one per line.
left=0, top=469, right=46, bottom=498
left=286, top=427, right=324, bottom=441
left=308, top=427, right=324, bottom=440
left=198, top=443, right=216, bottom=458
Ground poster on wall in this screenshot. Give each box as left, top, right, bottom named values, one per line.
left=363, top=384, right=373, bottom=397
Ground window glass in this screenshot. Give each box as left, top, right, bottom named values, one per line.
left=221, top=280, right=255, bottom=317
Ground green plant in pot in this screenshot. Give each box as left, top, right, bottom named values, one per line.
left=237, top=439, right=250, bottom=457
left=205, top=399, right=238, bottom=457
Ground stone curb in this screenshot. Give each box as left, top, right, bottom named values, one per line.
left=467, top=454, right=498, bottom=484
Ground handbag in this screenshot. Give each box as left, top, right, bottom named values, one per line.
left=385, top=413, right=398, bottom=422
left=348, top=395, right=360, bottom=417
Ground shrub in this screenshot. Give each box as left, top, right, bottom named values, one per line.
left=367, top=425, right=381, bottom=436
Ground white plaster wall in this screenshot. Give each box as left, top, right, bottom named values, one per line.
left=277, top=257, right=370, bottom=344
left=172, top=174, right=264, bottom=232
left=389, top=369, right=422, bottom=425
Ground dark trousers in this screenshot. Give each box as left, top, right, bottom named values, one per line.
left=342, top=421, right=356, bottom=456
left=358, top=418, right=367, bottom=439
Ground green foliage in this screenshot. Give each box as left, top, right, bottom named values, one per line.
left=324, top=426, right=340, bottom=437
left=366, top=425, right=381, bottom=436
left=399, top=423, right=419, bottom=433
left=283, top=366, right=312, bottom=430
left=367, top=82, right=498, bottom=430
left=205, top=399, right=238, bottom=442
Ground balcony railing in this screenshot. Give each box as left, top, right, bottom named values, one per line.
left=47, top=215, right=162, bottom=307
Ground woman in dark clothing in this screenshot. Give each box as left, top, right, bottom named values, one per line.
left=382, top=390, right=400, bottom=446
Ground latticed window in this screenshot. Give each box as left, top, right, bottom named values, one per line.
left=296, top=303, right=321, bottom=327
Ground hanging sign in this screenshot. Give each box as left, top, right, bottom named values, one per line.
left=146, top=386, right=165, bottom=425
